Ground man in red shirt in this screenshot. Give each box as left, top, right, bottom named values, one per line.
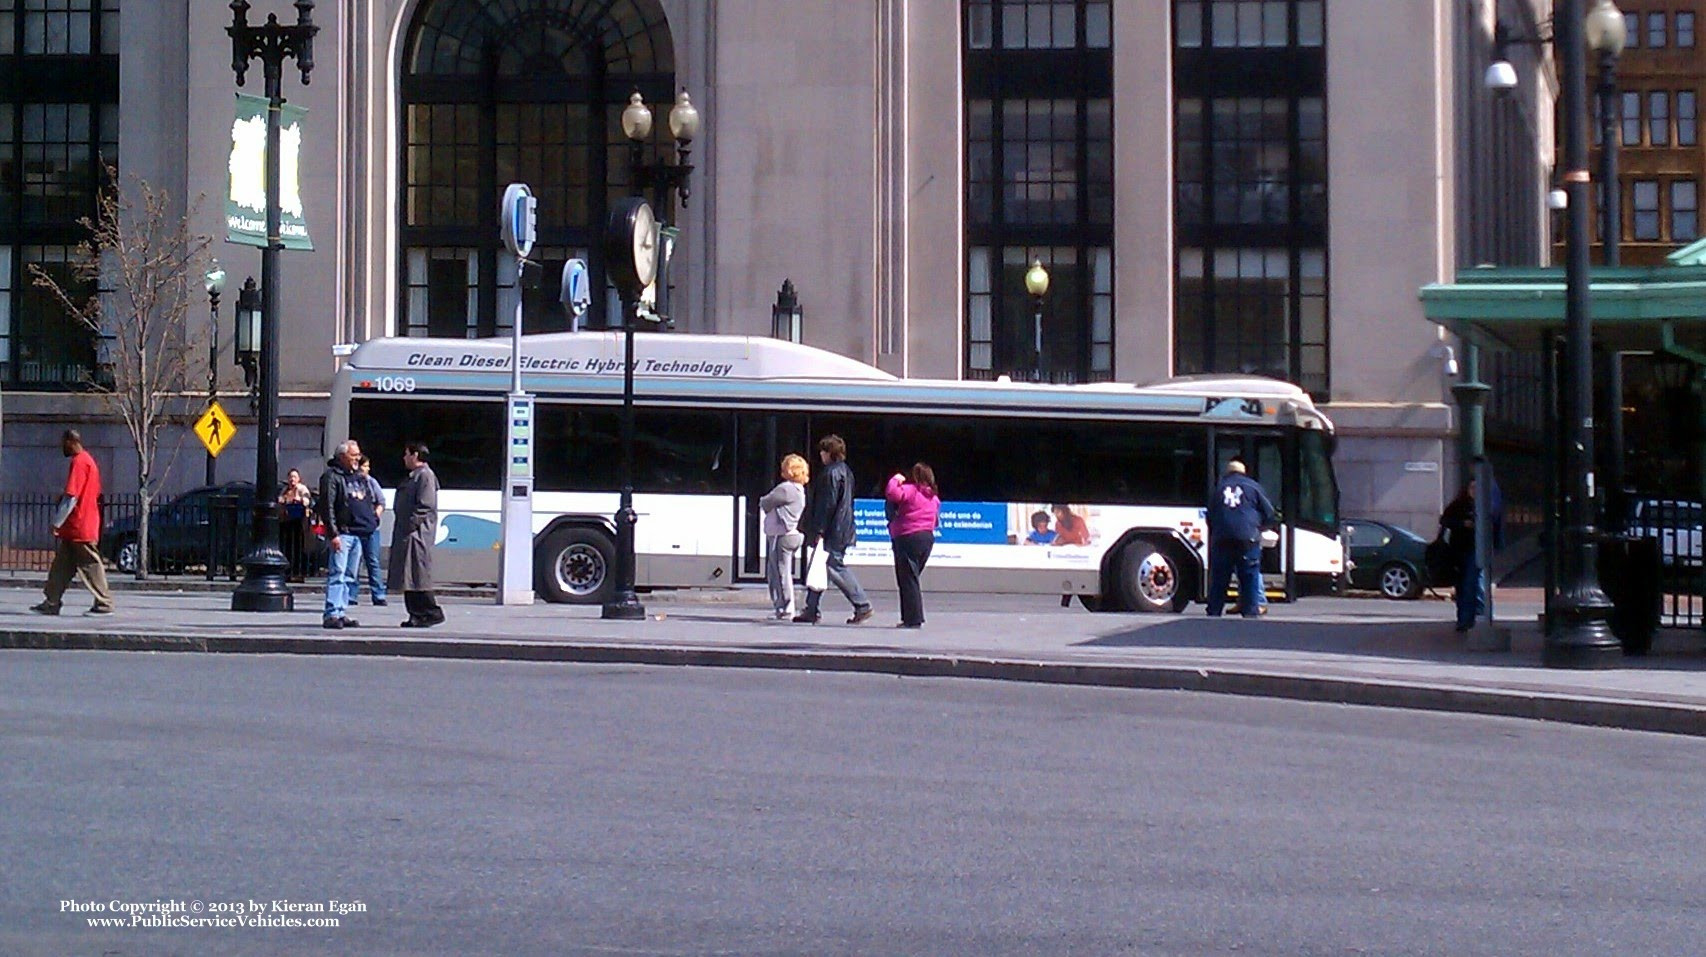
left=33, top=429, right=113, bottom=615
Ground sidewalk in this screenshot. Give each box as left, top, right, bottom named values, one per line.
left=1, top=586, right=1702, bottom=736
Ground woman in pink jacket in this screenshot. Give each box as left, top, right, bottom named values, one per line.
left=885, top=462, right=940, bottom=628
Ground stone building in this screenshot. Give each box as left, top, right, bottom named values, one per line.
left=0, top=0, right=1557, bottom=535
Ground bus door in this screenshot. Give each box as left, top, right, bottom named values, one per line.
left=1210, top=431, right=1296, bottom=600
left=735, top=411, right=809, bottom=582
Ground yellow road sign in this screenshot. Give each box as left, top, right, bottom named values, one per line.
left=194, top=402, right=237, bottom=457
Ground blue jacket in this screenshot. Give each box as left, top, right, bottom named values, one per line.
left=1206, top=473, right=1277, bottom=546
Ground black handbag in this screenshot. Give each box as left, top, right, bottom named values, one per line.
left=1424, top=531, right=1458, bottom=583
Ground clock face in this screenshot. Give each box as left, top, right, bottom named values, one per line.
left=632, top=202, right=658, bottom=288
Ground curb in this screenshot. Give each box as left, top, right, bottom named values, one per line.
left=3, top=628, right=1701, bottom=738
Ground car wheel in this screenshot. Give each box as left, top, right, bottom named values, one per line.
left=114, top=537, right=138, bottom=574
left=1378, top=561, right=1422, bottom=600
left=1114, top=541, right=1193, bottom=613
left=534, top=526, right=616, bottom=605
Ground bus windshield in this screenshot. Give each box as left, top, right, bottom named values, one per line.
left=1298, top=430, right=1338, bottom=530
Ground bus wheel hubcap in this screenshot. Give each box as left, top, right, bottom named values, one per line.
left=1139, top=553, right=1176, bottom=604
left=557, top=544, right=606, bottom=595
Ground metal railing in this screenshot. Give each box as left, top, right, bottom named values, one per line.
left=1620, top=496, right=1704, bottom=629
left=0, top=492, right=261, bottom=580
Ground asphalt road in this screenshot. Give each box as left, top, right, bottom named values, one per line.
left=3, top=651, right=1702, bottom=956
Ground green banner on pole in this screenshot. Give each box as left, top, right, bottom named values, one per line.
left=226, top=93, right=313, bottom=251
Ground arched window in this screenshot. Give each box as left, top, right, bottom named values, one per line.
left=401, top=0, right=673, bottom=337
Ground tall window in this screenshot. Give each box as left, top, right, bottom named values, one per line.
left=1679, top=12, right=1696, bottom=47
left=964, top=0, right=1114, bottom=383
left=1680, top=90, right=1698, bottom=147
left=1672, top=180, right=1698, bottom=243
left=1633, top=180, right=1660, bottom=241
left=1648, top=11, right=1668, bottom=48
left=1649, top=91, right=1670, bottom=146
left=1173, top=0, right=1327, bottom=397
left=0, top=0, right=120, bottom=388
left=1621, top=90, right=1642, bottom=146
left=401, top=0, right=673, bottom=338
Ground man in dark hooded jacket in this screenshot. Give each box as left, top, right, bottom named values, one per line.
left=319, top=439, right=379, bottom=629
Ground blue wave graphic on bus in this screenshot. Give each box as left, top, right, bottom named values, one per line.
left=438, top=513, right=501, bottom=551
left=853, top=499, right=1009, bottom=545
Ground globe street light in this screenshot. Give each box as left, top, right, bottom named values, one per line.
left=1550, top=0, right=1621, bottom=667
left=202, top=261, right=226, bottom=486
left=1585, top=0, right=1627, bottom=265
left=623, top=89, right=699, bottom=324
left=1025, top=259, right=1050, bottom=381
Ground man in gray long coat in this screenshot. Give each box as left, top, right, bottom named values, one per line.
left=387, top=442, right=444, bottom=628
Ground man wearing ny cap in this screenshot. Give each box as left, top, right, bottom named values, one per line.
left=1204, top=458, right=1276, bottom=619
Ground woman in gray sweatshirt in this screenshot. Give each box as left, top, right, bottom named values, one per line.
left=760, top=453, right=810, bottom=619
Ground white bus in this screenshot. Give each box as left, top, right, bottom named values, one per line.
left=326, top=332, right=1343, bottom=612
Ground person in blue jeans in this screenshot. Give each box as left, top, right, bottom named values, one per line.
left=794, top=434, right=873, bottom=625
left=1205, top=459, right=1277, bottom=618
left=357, top=455, right=388, bottom=607
left=318, top=439, right=380, bottom=629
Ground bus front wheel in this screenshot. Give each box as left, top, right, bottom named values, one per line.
left=1114, top=541, right=1192, bottom=614
left=535, top=526, right=616, bottom=605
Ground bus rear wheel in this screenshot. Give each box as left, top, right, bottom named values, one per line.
left=535, top=526, right=616, bottom=605
left=1114, top=541, right=1192, bottom=614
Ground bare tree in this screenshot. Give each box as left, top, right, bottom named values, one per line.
left=29, top=165, right=212, bottom=579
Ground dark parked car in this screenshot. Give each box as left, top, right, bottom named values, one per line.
left=1341, top=518, right=1435, bottom=600
left=103, top=482, right=324, bottom=575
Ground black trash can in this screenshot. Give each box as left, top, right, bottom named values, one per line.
left=1598, top=533, right=1662, bottom=655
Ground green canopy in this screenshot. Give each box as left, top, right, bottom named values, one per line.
left=1419, top=259, right=1706, bottom=356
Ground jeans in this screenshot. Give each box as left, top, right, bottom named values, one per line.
left=802, top=542, right=869, bottom=615
left=1206, top=539, right=1263, bottom=617
left=323, top=534, right=363, bottom=621
left=359, top=528, right=386, bottom=603
left=766, top=531, right=804, bottom=615
left=891, top=530, right=934, bottom=626
left=1455, top=557, right=1484, bottom=630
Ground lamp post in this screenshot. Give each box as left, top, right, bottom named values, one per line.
left=1550, top=0, right=1622, bottom=666
left=226, top=0, right=317, bottom=613
left=1586, top=0, right=1627, bottom=266
left=621, top=89, right=699, bottom=325
left=601, top=198, right=657, bottom=621
left=234, top=277, right=261, bottom=413
left=772, top=279, right=802, bottom=342
left=1024, top=259, right=1050, bottom=381
left=203, top=262, right=226, bottom=486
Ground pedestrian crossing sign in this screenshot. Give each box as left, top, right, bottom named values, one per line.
left=194, top=402, right=237, bottom=457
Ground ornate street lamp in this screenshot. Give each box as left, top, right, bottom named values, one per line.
left=234, top=276, right=261, bottom=410
left=1585, top=0, right=1627, bottom=265
left=1550, top=0, right=1621, bottom=666
left=227, top=0, right=317, bottom=612
left=772, top=279, right=802, bottom=343
left=622, top=89, right=699, bottom=325
left=1024, top=259, right=1050, bottom=381
left=203, top=262, right=226, bottom=485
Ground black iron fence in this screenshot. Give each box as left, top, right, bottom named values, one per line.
left=1616, top=496, right=1704, bottom=630
left=0, top=492, right=257, bottom=580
